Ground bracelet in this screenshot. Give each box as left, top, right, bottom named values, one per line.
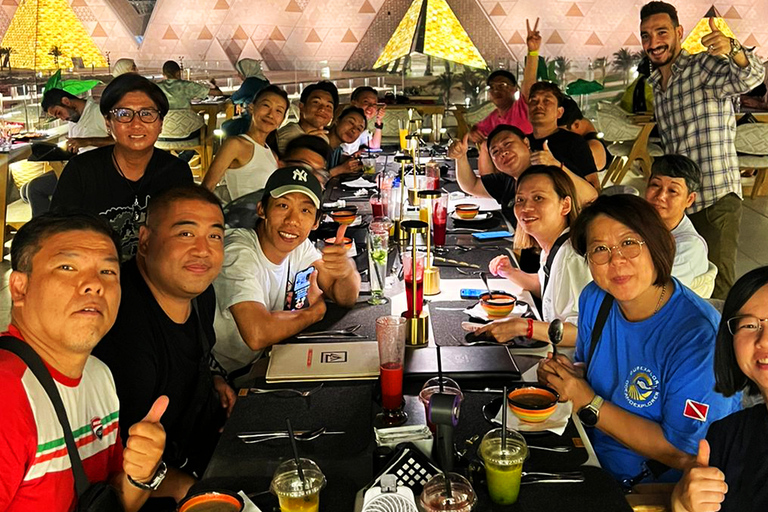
left=526, top=318, right=534, bottom=339
left=528, top=50, right=539, bottom=57
left=374, top=122, right=384, bottom=129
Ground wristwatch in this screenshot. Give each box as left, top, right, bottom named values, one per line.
left=729, top=38, right=744, bottom=57
left=127, top=461, right=167, bottom=491
left=577, top=395, right=604, bottom=427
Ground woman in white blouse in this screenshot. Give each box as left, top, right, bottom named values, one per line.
left=479, top=165, right=592, bottom=347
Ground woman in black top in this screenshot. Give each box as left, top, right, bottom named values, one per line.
left=51, top=74, right=192, bottom=258
left=673, top=266, right=768, bottom=512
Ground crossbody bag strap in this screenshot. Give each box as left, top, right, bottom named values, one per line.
left=542, top=231, right=571, bottom=295
left=0, top=336, right=91, bottom=496
left=586, top=294, right=614, bottom=369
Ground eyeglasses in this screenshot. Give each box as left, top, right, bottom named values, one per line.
left=587, top=238, right=646, bottom=265
left=109, top=108, right=161, bottom=124
left=727, top=315, right=768, bottom=336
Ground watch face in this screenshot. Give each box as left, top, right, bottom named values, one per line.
left=578, top=407, right=598, bottom=427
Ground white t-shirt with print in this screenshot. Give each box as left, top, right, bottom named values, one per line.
left=212, top=227, right=320, bottom=373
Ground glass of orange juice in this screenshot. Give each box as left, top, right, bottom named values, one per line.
left=270, top=458, right=326, bottom=512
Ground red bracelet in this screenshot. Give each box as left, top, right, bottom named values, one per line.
left=526, top=318, right=534, bottom=339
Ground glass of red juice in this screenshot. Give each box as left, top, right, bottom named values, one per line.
left=403, top=252, right=425, bottom=318
left=375, top=316, right=408, bottom=427
left=432, top=193, right=448, bottom=247
left=370, top=193, right=386, bottom=219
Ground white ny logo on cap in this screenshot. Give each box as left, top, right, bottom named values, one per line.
left=293, top=169, right=308, bottom=182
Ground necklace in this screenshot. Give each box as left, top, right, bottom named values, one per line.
left=112, top=152, right=144, bottom=223
left=654, top=282, right=667, bottom=314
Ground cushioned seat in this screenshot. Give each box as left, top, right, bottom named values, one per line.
left=735, top=123, right=768, bottom=199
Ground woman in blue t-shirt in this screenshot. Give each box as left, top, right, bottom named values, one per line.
left=672, top=266, right=768, bottom=512
left=538, top=194, right=740, bottom=484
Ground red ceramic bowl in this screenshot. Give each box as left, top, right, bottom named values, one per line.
left=480, top=292, right=516, bottom=318
left=454, top=203, right=480, bottom=219
left=178, top=491, right=244, bottom=512
left=507, top=385, right=559, bottom=423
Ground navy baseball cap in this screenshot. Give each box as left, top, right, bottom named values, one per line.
left=263, top=166, right=323, bottom=208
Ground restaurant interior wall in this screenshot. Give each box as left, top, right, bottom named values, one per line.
left=0, top=0, right=764, bottom=72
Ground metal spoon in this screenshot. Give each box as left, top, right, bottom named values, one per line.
left=480, top=272, right=492, bottom=295
left=548, top=319, right=564, bottom=358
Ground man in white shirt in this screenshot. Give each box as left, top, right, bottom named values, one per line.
left=341, top=86, right=385, bottom=154
left=211, top=166, right=361, bottom=377
left=24, top=89, right=114, bottom=217
left=645, top=154, right=710, bottom=287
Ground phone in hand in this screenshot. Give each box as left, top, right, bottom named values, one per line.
left=290, top=266, right=315, bottom=310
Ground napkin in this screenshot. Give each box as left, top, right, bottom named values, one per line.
left=493, top=400, right=572, bottom=435
left=341, top=177, right=377, bottom=188
left=238, top=491, right=263, bottom=512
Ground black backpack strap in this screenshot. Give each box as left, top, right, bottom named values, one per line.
left=0, top=336, right=90, bottom=496
left=542, top=231, right=571, bottom=295
left=586, top=294, right=614, bottom=369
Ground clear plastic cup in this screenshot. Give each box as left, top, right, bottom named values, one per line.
left=479, top=428, right=528, bottom=505
left=420, top=472, right=476, bottom=512
left=270, top=458, right=326, bottom=512
left=418, top=377, right=463, bottom=432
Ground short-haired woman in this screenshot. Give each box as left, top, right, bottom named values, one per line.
left=538, top=194, right=740, bottom=484
left=476, top=165, right=592, bottom=348
left=51, top=74, right=193, bottom=258
left=672, top=266, right=768, bottom=512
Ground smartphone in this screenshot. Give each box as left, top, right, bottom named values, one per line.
left=505, top=247, right=520, bottom=270
left=460, top=288, right=487, bottom=300
left=290, top=266, right=315, bottom=310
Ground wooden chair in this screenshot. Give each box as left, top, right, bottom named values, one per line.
left=735, top=123, right=768, bottom=199
left=155, top=123, right=212, bottom=181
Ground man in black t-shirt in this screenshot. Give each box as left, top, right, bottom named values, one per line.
left=527, top=82, right=600, bottom=192
left=94, top=184, right=234, bottom=504
left=557, top=96, right=612, bottom=180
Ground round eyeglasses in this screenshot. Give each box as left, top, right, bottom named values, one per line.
left=587, top=238, right=646, bottom=265
left=109, top=107, right=161, bottom=124
left=727, top=315, right=768, bottom=336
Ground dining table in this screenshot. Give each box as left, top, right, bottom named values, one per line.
left=191, top=150, right=633, bottom=512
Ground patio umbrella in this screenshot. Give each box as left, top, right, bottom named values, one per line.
left=566, top=79, right=604, bottom=96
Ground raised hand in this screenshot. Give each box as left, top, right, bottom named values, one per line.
left=671, top=439, right=728, bottom=512
left=526, top=18, right=542, bottom=53
left=123, top=396, right=168, bottom=483
left=529, top=140, right=561, bottom=168
left=448, top=132, right=470, bottom=159
left=321, top=224, right=355, bottom=280
left=701, top=17, right=732, bottom=57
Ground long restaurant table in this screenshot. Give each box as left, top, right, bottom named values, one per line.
left=195, top=167, right=632, bottom=511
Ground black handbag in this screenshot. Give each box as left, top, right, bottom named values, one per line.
left=0, top=336, right=125, bottom=512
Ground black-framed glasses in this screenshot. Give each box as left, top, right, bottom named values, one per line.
left=727, top=315, right=768, bottom=336
left=109, top=108, right=161, bottom=124
left=587, top=238, right=646, bottom=265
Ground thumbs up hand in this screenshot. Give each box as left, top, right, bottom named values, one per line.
left=448, top=132, right=470, bottom=159
left=671, top=439, right=728, bottom=512
left=529, top=140, right=561, bottom=168
left=123, top=396, right=168, bottom=484
left=701, top=18, right=732, bottom=57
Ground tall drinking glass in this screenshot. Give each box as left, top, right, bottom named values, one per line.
left=367, top=220, right=391, bottom=305
left=376, top=316, right=408, bottom=426
left=480, top=428, right=528, bottom=505
left=432, top=192, right=448, bottom=247
left=403, top=251, right=425, bottom=318
left=398, top=119, right=408, bottom=151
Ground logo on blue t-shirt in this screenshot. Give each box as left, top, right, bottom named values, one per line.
left=624, top=366, right=660, bottom=408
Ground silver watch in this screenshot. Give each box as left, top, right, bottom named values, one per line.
left=729, top=38, right=744, bottom=57
left=127, top=461, right=167, bottom=491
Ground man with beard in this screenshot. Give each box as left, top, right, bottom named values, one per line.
left=94, top=184, right=234, bottom=504
left=640, top=1, right=765, bottom=298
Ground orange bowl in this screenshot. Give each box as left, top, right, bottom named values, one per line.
left=324, top=236, right=354, bottom=251
left=454, top=203, right=480, bottom=219
left=178, top=491, right=243, bottom=512
left=329, top=206, right=358, bottom=225
left=507, top=386, right=559, bottom=423
left=480, top=292, right=516, bottom=318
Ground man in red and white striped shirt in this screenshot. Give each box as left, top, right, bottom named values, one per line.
left=0, top=212, right=167, bottom=512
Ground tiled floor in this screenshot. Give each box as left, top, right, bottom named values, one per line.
left=0, top=195, right=765, bottom=326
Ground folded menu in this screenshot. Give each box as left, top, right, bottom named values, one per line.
left=266, top=341, right=380, bottom=383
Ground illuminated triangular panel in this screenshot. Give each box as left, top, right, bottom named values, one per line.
left=743, top=33, right=759, bottom=47
left=585, top=32, right=602, bottom=45
left=1, top=0, right=107, bottom=69
left=372, top=0, right=422, bottom=68
left=547, top=31, right=565, bottom=44
left=305, top=28, right=322, bottom=43
left=566, top=3, right=583, bottom=16
left=489, top=2, right=506, bottom=16
left=341, top=29, right=358, bottom=43
left=624, top=33, right=641, bottom=46
left=373, top=0, right=486, bottom=69
left=723, top=6, right=740, bottom=19
left=507, top=31, right=524, bottom=44
left=682, top=15, right=736, bottom=54
left=359, top=0, right=375, bottom=13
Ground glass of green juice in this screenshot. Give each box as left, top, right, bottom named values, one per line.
left=479, top=428, right=528, bottom=505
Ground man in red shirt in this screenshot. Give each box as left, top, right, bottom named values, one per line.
left=0, top=212, right=167, bottom=512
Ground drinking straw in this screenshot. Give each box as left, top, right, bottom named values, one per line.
left=436, top=345, right=444, bottom=393
left=434, top=345, right=452, bottom=499
left=502, top=386, right=508, bottom=452
left=286, top=418, right=310, bottom=501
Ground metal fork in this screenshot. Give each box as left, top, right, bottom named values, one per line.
left=456, top=267, right=483, bottom=276
left=239, top=383, right=324, bottom=398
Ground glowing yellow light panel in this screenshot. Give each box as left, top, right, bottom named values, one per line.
left=2, top=0, right=108, bottom=70
left=682, top=17, right=736, bottom=55
left=374, top=0, right=486, bottom=70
